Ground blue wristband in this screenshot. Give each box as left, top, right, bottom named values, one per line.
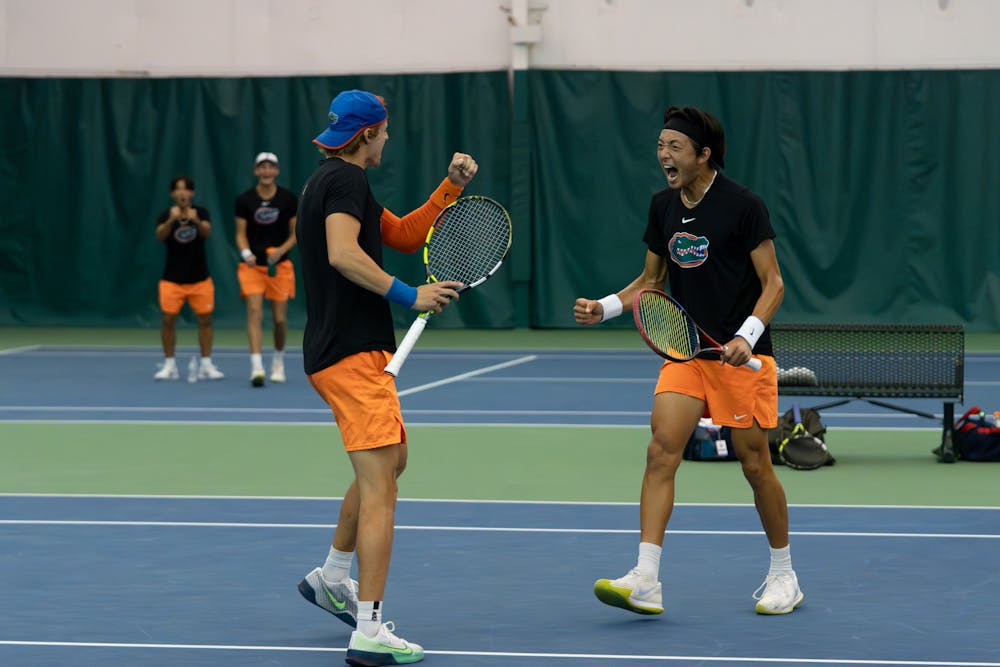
left=384, top=276, right=418, bottom=308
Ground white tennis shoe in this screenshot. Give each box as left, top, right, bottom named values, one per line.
left=198, top=359, right=225, bottom=380
left=154, top=360, right=179, bottom=381
left=593, top=568, right=663, bottom=615
left=753, top=571, right=804, bottom=614
left=269, top=358, right=285, bottom=383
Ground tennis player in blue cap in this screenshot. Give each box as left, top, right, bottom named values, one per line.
left=295, top=89, right=477, bottom=666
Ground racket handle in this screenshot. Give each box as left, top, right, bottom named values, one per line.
left=384, top=315, right=429, bottom=377
left=792, top=402, right=802, bottom=424
left=745, top=357, right=762, bottom=371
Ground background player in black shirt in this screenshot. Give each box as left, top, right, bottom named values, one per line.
left=235, top=152, right=298, bottom=386
left=153, top=175, right=224, bottom=381
left=574, top=106, right=802, bottom=617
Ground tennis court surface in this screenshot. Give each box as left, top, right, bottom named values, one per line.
left=2, top=336, right=999, bottom=666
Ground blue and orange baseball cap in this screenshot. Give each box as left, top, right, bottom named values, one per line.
left=313, top=90, right=387, bottom=150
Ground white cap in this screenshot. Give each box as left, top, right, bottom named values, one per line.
left=254, top=151, right=279, bottom=166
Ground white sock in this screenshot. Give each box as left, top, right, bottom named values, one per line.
left=250, top=353, right=263, bottom=371
left=769, top=545, right=793, bottom=574
left=199, top=356, right=213, bottom=368
left=162, top=357, right=176, bottom=368
left=357, top=600, right=382, bottom=638
left=636, top=541, right=662, bottom=580
left=321, top=546, right=353, bottom=582
left=273, top=349, right=285, bottom=363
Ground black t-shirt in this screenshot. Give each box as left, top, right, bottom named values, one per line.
left=297, top=157, right=395, bottom=374
left=156, top=205, right=211, bottom=284
left=642, top=172, right=776, bottom=356
left=234, top=185, right=298, bottom=264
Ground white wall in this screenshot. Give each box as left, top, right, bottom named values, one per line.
left=2, top=0, right=998, bottom=76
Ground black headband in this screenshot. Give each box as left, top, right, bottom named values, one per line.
left=663, top=117, right=724, bottom=168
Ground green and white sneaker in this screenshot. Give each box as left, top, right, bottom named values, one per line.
left=593, top=567, right=664, bottom=615
left=297, top=567, right=358, bottom=628
left=345, top=621, right=423, bottom=666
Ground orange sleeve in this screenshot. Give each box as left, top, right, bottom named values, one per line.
left=381, top=178, right=464, bottom=253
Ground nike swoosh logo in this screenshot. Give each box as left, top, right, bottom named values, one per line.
left=324, top=586, right=347, bottom=610
left=733, top=413, right=748, bottom=420
left=681, top=217, right=696, bottom=224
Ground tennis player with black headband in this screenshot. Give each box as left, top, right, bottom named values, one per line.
left=573, top=106, right=803, bottom=616
left=295, top=89, right=477, bottom=665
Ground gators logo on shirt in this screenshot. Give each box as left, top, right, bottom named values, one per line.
left=254, top=207, right=279, bottom=225
left=173, top=224, right=198, bottom=244
left=669, top=232, right=709, bottom=267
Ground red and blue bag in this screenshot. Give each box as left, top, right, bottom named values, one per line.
left=954, top=406, right=1000, bottom=462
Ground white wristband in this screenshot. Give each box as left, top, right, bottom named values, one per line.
left=735, top=315, right=766, bottom=349
left=240, top=248, right=253, bottom=261
left=597, top=294, right=623, bottom=322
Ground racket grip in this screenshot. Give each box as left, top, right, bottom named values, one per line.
left=792, top=402, right=802, bottom=424
left=384, top=316, right=428, bottom=377
left=745, top=357, right=763, bottom=371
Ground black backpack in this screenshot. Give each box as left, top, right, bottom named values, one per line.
left=767, top=405, right=836, bottom=470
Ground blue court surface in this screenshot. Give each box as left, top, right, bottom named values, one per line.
left=1, top=346, right=998, bottom=427
left=2, top=495, right=999, bottom=667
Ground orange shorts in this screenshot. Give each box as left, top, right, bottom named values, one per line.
left=654, top=355, right=778, bottom=429
left=308, top=350, right=407, bottom=452
left=237, top=260, right=295, bottom=301
left=158, top=278, right=215, bottom=315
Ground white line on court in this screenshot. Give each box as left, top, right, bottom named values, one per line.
left=0, top=344, right=40, bottom=356
left=2, top=493, right=998, bottom=510
left=396, top=355, right=538, bottom=396
left=1, top=519, right=996, bottom=539
left=0, top=640, right=995, bottom=666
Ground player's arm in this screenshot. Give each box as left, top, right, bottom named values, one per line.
left=185, top=206, right=211, bottom=239
left=327, top=212, right=461, bottom=313
left=722, top=239, right=784, bottom=366
left=574, top=250, right=667, bottom=326
left=381, top=153, right=476, bottom=253
left=235, top=216, right=256, bottom=266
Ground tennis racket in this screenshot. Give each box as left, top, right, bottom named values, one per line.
left=632, top=289, right=762, bottom=371
left=384, top=196, right=512, bottom=377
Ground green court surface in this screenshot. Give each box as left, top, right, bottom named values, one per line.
left=2, top=327, right=998, bottom=507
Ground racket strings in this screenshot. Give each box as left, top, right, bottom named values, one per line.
left=637, top=293, right=699, bottom=359
left=426, top=199, right=511, bottom=284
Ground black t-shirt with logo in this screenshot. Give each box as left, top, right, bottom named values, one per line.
left=156, top=205, right=211, bottom=284
left=234, top=185, right=298, bottom=264
left=642, top=172, right=776, bottom=356
left=297, top=157, right=395, bottom=375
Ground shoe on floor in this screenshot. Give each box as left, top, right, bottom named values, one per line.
left=753, top=571, right=804, bottom=614
left=345, top=621, right=423, bottom=666
left=269, top=359, right=286, bottom=383
left=198, top=360, right=225, bottom=380
left=251, top=368, right=265, bottom=387
left=297, top=567, right=358, bottom=628
left=154, top=361, right=179, bottom=381
left=593, top=567, right=663, bottom=615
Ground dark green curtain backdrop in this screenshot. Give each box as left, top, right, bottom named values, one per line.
left=1, top=69, right=998, bottom=331
left=0, top=73, right=513, bottom=329
left=530, top=69, right=1000, bottom=329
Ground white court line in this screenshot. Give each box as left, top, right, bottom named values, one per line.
left=396, top=355, right=538, bottom=396
left=2, top=493, right=998, bottom=510
left=1, top=519, right=996, bottom=539
left=0, top=641, right=995, bottom=666
left=0, top=344, right=40, bottom=356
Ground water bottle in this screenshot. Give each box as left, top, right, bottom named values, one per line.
left=267, top=246, right=278, bottom=277
left=187, top=356, right=198, bottom=384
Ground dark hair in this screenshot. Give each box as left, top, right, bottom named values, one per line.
left=170, top=175, right=195, bottom=191
left=662, top=106, right=726, bottom=169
